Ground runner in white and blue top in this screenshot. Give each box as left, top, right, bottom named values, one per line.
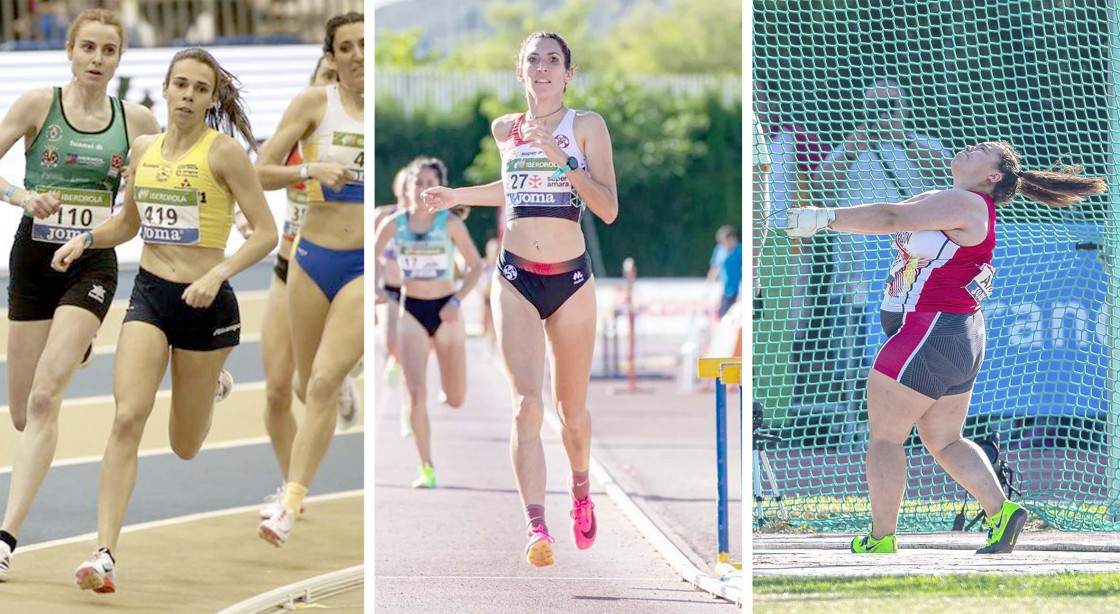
left=420, top=31, right=620, bottom=569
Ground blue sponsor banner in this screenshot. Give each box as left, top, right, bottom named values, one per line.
left=853, top=222, right=1109, bottom=419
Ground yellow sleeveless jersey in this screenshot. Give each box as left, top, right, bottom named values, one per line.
left=134, top=130, right=234, bottom=250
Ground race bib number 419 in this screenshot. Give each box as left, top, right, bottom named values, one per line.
left=136, top=186, right=201, bottom=245
left=31, top=187, right=112, bottom=244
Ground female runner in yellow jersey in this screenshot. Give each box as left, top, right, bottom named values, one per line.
left=52, top=47, right=277, bottom=594
left=253, top=11, right=364, bottom=547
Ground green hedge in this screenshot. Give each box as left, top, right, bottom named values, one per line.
left=374, top=76, right=742, bottom=277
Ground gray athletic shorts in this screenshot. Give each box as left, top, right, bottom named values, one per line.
left=872, top=310, right=985, bottom=400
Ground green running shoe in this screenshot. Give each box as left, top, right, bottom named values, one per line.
left=411, top=462, right=436, bottom=489
left=976, top=500, right=1028, bottom=554
left=850, top=533, right=898, bottom=553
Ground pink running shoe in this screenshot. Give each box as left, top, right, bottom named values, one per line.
left=524, top=525, right=555, bottom=567
left=570, top=497, right=597, bottom=550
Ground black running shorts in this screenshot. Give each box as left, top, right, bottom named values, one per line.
left=8, top=216, right=117, bottom=322
left=123, top=268, right=241, bottom=351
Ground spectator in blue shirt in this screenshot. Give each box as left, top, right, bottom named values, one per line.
left=707, top=225, right=742, bottom=317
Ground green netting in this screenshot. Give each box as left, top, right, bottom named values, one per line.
left=752, top=0, right=1120, bottom=532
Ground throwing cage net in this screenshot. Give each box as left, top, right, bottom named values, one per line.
left=752, top=0, right=1120, bottom=532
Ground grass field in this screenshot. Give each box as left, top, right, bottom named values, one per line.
left=754, top=572, right=1120, bottom=613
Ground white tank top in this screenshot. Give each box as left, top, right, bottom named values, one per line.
left=302, top=84, right=364, bottom=204
left=501, top=109, right=587, bottom=223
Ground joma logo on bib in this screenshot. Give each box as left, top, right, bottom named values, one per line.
left=510, top=193, right=556, bottom=205
left=141, top=227, right=185, bottom=242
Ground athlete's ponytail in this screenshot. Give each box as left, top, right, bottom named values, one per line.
left=164, top=48, right=257, bottom=152
left=989, top=140, right=1106, bottom=207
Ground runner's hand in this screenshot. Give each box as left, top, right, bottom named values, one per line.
left=311, top=163, right=353, bottom=192
left=422, top=186, right=459, bottom=213
left=51, top=234, right=87, bottom=272
left=182, top=272, right=223, bottom=308
left=21, top=191, right=61, bottom=219
left=439, top=300, right=460, bottom=324
left=521, top=120, right=568, bottom=166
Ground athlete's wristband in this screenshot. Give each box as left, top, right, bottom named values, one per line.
left=448, top=296, right=461, bottom=308
left=80, top=230, right=94, bottom=248
left=3, top=185, right=20, bottom=204
left=299, top=164, right=311, bottom=181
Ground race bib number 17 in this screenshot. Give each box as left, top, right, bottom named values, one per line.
left=31, top=187, right=112, bottom=244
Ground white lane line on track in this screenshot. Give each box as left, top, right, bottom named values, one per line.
left=19, top=489, right=364, bottom=553
left=0, top=429, right=364, bottom=475
left=0, top=333, right=264, bottom=364
left=217, top=564, right=364, bottom=614
left=542, top=410, right=742, bottom=606
left=375, top=575, right=678, bottom=581
left=0, top=376, right=365, bottom=416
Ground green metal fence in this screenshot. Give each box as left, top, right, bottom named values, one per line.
left=752, top=0, right=1120, bottom=532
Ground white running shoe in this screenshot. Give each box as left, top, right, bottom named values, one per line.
left=215, top=369, right=234, bottom=403
left=0, top=541, right=11, bottom=582
left=258, top=485, right=307, bottom=520
left=74, top=548, right=116, bottom=593
left=384, top=357, right=401, bottom=388
left=336, top=376, right=360, bottom=431
left=259, top=507, right=297, bottom=547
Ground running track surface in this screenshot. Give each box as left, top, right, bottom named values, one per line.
left=0, top=261, right=364, bottom=610
left=374, top=337, right=736, bottom=612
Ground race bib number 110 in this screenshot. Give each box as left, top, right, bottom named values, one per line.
left=31, top=187, right=112, bottom=244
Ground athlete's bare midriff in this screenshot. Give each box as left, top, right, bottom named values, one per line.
left=300, top=201, right=362, bottom=250
left=503, top=216, right=586, bottom=262
left=140, top=243, right=226, bottom=283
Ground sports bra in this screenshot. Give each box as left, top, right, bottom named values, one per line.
left=393, top=210, right=453, bottom=282
left=501, top=109, right=586, bottom=223
left=133, top=130, right=234, bottom=250
left=302, top=84, right=363, bottom=204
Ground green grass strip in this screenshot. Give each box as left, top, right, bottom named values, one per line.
left=753, top=572, right=1120, bottom=597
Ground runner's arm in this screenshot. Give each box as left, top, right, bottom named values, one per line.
left=210, top=136, right=278, bottom=280
left=372, top=214, right=398, bottom=300
left=0, top=89, right=51, bottom=209
left=569, top=111, right=618, bottom=224
left=88, top=135, right=155, bottom=247
left=448, top=215, right=483, bottom=301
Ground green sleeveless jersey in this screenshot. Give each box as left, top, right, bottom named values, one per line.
left=24, top=87, right=129, bottom=201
